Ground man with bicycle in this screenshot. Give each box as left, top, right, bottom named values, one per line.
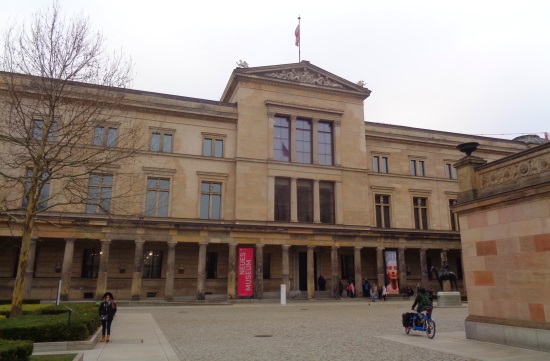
left=411, top=288, right=432, bottom=324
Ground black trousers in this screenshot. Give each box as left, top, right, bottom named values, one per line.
left=101, top=318, right=112, bottom=336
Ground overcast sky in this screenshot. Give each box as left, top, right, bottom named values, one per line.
left=2, top=0, right=549, bottom=140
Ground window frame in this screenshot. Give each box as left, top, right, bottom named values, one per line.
left=93, top=125, right=118, bottom=147
left=297, top=179, right=314, bottom=223
left=149, top=127, right=175, bottom=153
left=143, top=250, right=163, bottom=279
left=295, top=117, right=312, bottom=164
left=274, top=177, right=291, bottom=222
left=81, top=249, right=100, bottom=278
left=22, top=168, right=50, bottom=210
left=202, top=133, right=226, bottom=158
left=373, top=155, right=389, bottom=173
left=32, top=118, right=57, bottom=142
left=317, top=121, right=334, bottom=166
left=410, top=159, right=426, bottom=177
left=85, top=173, right=113, bottom=214
left=374, top=194, right=391, bottom=228
left=197, top=172, right=227, bottom=220
left=206, top=252, right=218, bottom=279
left=273, top=115, right=291, bottom=162
left=144, top=177, right=171, bottom=217
left=413, top=196, right=429, bottom=230
left=319, top=181, right=335, bottom=224
left=449, top=199, right=460, bottom=231
left=445, top=163, right=458, bottom=179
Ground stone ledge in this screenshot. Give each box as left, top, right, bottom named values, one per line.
left=33, top=326, right=101, bottom=352
left=436, top=291, right=462, bottom=307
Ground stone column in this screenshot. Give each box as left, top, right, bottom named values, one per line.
left=23, top=238, right=38, bottom=298
left=281, top=245, right=290, bottom=298
left=331, top=246, right=340, bottom=299
left=354, top=246, right=363, bottom=297
left=398, top=247, right=406, bottom=294
left=165, top=240, right=177, bottom=302
left=307, top=246, right=315, bottom=299
left=60, top=238, right=76, bottom=301
left=95, top=238, right=111, bottom=300
left=376, top=246, right=385, bottom=286
left=312, top=118, right=319, bottom=164
left=420, top=248, right=429, bottom=284
left=290, top=178, right=298, bottom=222
left=227, top=243, right=237, bottom=300
left=130, top=238, right=145, bottom=301
left=313, top=180, right=321, bottom=223
left=197, top=242, right=208, bottom=300
left=254, top=244, right=264, bottom=299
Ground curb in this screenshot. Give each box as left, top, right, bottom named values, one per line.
left=33, top=326, right=101, bottom=352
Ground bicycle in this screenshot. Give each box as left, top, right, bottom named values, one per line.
left=403, top=306, right=436, bottom=339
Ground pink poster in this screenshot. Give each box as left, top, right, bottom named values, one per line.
left=238, top=247, right=254, bottom=297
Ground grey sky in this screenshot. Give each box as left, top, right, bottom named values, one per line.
left=2, top=0, right=549, bottom=140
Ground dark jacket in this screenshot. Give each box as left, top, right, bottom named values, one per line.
left=412, top=292, right=432, bottom=312
left=99, top=300, right=117, bottom=320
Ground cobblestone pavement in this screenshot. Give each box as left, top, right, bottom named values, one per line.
left=148, top=299, right=478, bottom=361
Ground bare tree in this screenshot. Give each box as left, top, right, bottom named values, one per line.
left=0, top=3, right=143, bottom=317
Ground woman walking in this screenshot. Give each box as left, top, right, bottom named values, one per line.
left=99, top=292, right=117, bottom=343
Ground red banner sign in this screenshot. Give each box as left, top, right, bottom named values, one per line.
left=238, top=247, right=254, bottom=297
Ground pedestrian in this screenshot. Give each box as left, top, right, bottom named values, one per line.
left=338, top=280, right=344, bottom=297
left=377, top=284, right=383, bottom=300
left=382, top=286, right=387, bottom=301
left=349, top=280, right=355, bottom=298
left=99, top=292, right=117, bottom=343
left=318, top=275, right=326, bottom=291
left=370, top=284, right=377, bottom=302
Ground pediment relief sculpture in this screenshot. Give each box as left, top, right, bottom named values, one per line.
left=264, top=68, right=344, bottom=89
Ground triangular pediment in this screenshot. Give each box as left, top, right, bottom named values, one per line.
left=221, top=61, right=371, bottom=102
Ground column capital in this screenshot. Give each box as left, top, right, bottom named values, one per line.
left=100, top=238, right=111, bottom=245
left=331, top=245, right=339, bottom=251
left=307, top=245, right=316, bottom=250
left=282, top=244, right=291, bottom=251
left=376, top=246, right=385, bottom=251
left=64, top=238, right=76, bottom=243
left=354, top=246, right=363, bottom=251
left=255, top=243, right=265, bottom=249
left=134, top=238, right=145, bottom=245
left=167, top=240, right=177, bottom=248
left=199, top=241, right=209, bottom=246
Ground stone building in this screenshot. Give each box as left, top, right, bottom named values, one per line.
left=454, top=141, right=550, bottom=352
left=0, top=61, right=531, bottom=301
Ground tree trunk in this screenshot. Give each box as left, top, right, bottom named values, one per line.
left=10, top=223, right=33, bottom=318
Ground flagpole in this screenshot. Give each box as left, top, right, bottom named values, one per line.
left=298, top=16, right=301, bottom=62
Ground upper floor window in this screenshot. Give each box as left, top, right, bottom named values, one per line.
left=274, top=177, right=291, bottom=222
left=32, top=119, right=57, bottom=141
left=449, top=199, right=459, bottom=231
left=150, top=131, right=173, bottom=153
left=23, top=168, right=50, bottom=210
left=375, top=194, right=391, bottom=228
left=203, top=137, right=224, bottom=158
left=297, top=179, right=313, bottom=223
left=296, top=118, right=312, bottom=164
left=145, top=177, right=170, bottom=217
left=445, top=163, right=457, bottom=179
left=319, top=181, right=335, bottom=224
left=410, top=160, right=425, bottom=177
left=200, top=181, right=222, bottom=220
left=413, top=197, right=429, bottom=229
left=93, top=126, right=118, bottom=147
left=274, top=116, right=290, bottom=161
left=143, top=250, right=163, bottom=278
left=373, top=156, right=389, bottom=173
left=318, top=121, right=333, bottom=166
left=86, top=174, right=113, bottom=214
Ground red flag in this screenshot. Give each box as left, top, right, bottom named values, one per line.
left=295, top=24, right=300, bottom=47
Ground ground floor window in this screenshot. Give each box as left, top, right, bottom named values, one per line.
left=143, top=250, right=163, bottom=278
left=341, top=255, right=354, bottom=280
left=206, top=252, right=217, bottom=279
left=81, top=249, right=100, bottom=278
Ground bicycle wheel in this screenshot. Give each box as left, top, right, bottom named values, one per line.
left=425, top=319, right=436, bottom=339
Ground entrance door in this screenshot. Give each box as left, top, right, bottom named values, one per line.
left=298, top=252, right=318, bottom=291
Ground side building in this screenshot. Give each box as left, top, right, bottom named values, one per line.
left=0, top=61, right=532, bottom=301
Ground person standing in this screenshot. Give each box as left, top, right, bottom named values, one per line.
left=370, top=284, right=377, bottom=302
left=99, top=292, right=117, bottom=343
left=382, top=286, right=387, bottom=301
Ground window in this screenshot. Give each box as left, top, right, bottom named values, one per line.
left=410, top=160, right=425, bottom=176
left=32, top=119, right=57, bottom=141
left=319, top=181, right=335, bottom=224
left=206, top=252, right=217, bottom=279
left=413, top=197, right=429, bottom=229
left=274, top=116, right=290, bottom=161
left=93, top=126, right=118, bottom=147
left=449, top=199, right=459, bottom=231
left=23, top=168, right=50, bottom=210
left=203, top=137, right=224, bottom=158
left=375, top=194, right=391, bottom=228
left=341, top=255, right=354, bottom=279
left=143, top=250, right=162, bottom=278
left=296, top=118, right=312, bottom=164
left=263, top=253, right=271, bottom=279
left=81, top=249, right=100, bottom=278
left=373, top=156, right=388, bottom=173
left=145, top=178, right=170, bottom=217
left=297, top=179, right=313, bottom=223
left=274, top=177, right=290, bottom=222
left=445, top=163, right=457, bottom=179
left=86, top=174, right=113, bottom=214
left=318, top=121, right=333, bottom=166
left=150, top=132, right=173, bottom=153
left=200, top=182, right=222, bottom=219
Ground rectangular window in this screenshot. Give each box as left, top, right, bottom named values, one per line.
left=206, top=252, right=217, bottom=279
left=143, top=250, right=163, bottom=279
left=274, top=116, right=290, bottom=162
left=319, top=181, right=335, bottom=224
left=274, top=177, right=290, bottom=222
left=93, top=126, right=118, bottom=147
left=318, top=121, right=333, bottom=166
left=263, top=253, right=271, bottom=279
left=375, top=194, right=391, bottom=228
left=32, top=119, right=57, bottom=141
left=200, top=182, right=222, bottom=219
left=203, top=138, right=224, bottom=158
left=86, top=174, right=113, bottom=214
left=413, top=197, right=429, bottom=229
left=81, top=249, right=100, bottom=278
left=410, top=160, right=425, bottom=176
left=449, top=199, right=459, bottom=231
left=373, top=156, right=388, bottom=173
left=150, top=132, right=173, bottom=153
left=297, top=179, right=313, bottom=223
left=445, top=163, right=458, bottom=179
left=296, top=118, right=312, bottom=164
left=145, top=177, right=170, bottom=217
left=23, top=168, right=50, bottom=210
left=341, top=255, right=354, bottom=279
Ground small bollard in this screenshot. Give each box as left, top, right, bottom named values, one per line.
left=280, top=284, right=286, bottom=305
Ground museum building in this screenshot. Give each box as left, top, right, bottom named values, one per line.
left=0, top=61, right=534, bottom=301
